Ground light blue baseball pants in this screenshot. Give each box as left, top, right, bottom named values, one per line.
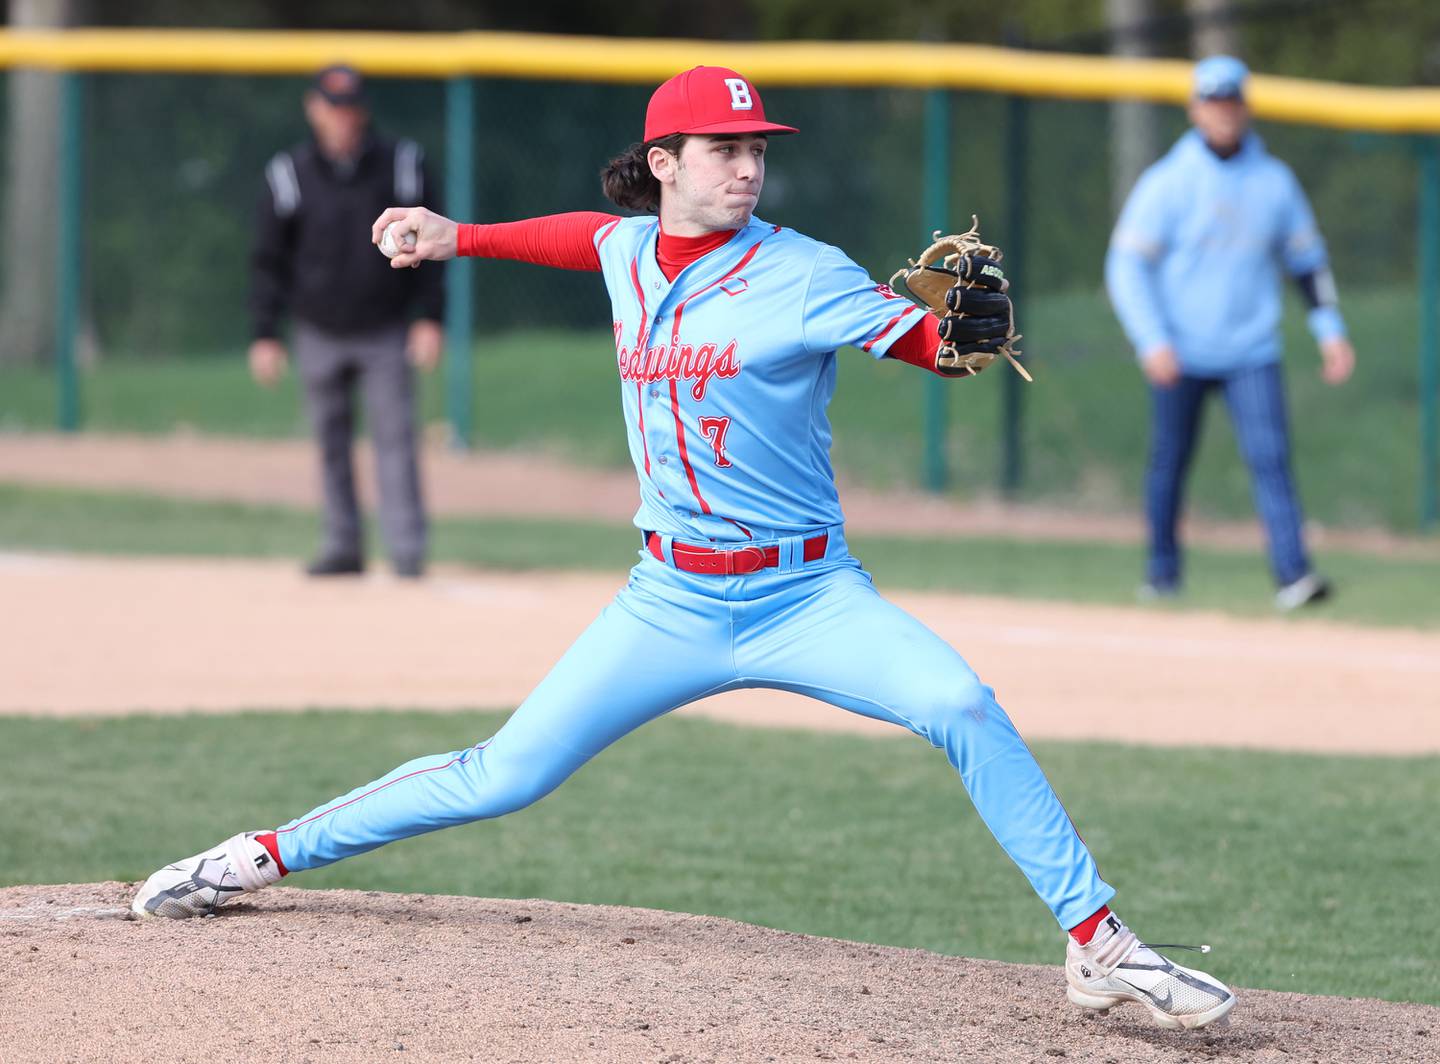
left=275, top=539, right=1115, bottom=929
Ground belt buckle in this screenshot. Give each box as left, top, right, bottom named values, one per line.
left=726, top=545, right=768, bottom=575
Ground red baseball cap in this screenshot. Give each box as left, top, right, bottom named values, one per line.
left=643, top=66, right=798, bottom=142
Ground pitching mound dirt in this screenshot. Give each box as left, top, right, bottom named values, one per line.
left=3, top=884, right=1435, bottom=1064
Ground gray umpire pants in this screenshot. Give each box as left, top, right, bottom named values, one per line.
left=293, top=319, right=426, bottom=566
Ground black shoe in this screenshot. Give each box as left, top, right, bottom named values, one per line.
left=305, top=553, right=365, bottom=577
left=393, top=556, right=425, bottom=579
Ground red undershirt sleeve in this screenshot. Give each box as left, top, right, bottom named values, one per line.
left=883, top=314, right=947, bottom=375
left=455, top=211, right=620, bottom=271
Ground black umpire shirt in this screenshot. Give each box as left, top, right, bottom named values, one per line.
left=249, top=131, right=445, bottom=340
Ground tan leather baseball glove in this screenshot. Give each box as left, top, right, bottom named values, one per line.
left=889, top=217, right=1031, bottom=380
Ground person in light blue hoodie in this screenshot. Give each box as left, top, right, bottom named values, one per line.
left=1106, top=55, right=1355, bottom=610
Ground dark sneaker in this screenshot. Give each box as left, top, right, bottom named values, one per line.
left=305, top=553, right=364, bottom=577
left=393, top=556, right=425, bottom=579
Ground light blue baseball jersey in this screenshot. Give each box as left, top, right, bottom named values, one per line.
left=1106, top=130, right=1346, bottom=376
left=594, top=214, right=921, bottom=543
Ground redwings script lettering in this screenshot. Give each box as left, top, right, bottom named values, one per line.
left=614, top=321, right=742, bottom=402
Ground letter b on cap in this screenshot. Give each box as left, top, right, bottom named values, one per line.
left=724, top=78, right=754, bottom=111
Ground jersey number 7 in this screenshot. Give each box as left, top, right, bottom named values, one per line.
left=698, top=416, right=733, bottom=468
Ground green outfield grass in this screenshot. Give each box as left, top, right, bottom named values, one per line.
left=0, top=709, right=1435, bottom=1005
left=2, top=483, right=1438, bottom=627
left=0, top=288, right=1427, bottom=529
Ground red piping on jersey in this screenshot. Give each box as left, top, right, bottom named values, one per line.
left=670, top=239, right=765, bottom=317
left=661, top=235, right=769, bottom=518
left=595, top=216, right=622, bottom=251
left=276, top=741, right=491, bottom=835
left=669, top=379, right=711, bottom=514
left=862, top=304, right=919, bottom=353
left=628, top=256, right=654, bottom=477
left=635, top=382, right=651, bottom=476
left=628, top=256, right=652, bottom=365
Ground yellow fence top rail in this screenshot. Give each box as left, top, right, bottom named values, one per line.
left=2, top=28, right=1439, bottom=134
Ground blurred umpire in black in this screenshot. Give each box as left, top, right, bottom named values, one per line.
left=249, top=64, right=444, bottom=578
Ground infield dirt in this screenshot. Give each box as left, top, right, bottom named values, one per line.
left=5, top=552, right=1439, bottom=754
left=4, top=882, right=1437, bottom=1064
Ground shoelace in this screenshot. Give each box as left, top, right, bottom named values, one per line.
left=1146, top=942, right=1211, bottom=954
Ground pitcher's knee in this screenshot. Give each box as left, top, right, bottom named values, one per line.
left=451, top=746, right=579, bottom=821
left=902, top=676, right=998, bottom=745
left=467, top=770, right=555, bottom=819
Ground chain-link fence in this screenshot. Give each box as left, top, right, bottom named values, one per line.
left=0, top=67, right=1431, bottom=529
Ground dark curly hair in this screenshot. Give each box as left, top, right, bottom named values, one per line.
left=600, top=133, right=688, bottom=213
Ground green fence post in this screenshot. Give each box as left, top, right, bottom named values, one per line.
left=1000, top=92, right=1028, bottom=497
left=55, top=71, right=83, bottom=432
left=444, top=76, right=476, bottom=450
left=1420, top=137, right=1439, bottom=530
left=922, top=88, right=950, bottom=492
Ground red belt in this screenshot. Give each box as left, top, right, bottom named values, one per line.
left=646, top=532, right=829, bottom=576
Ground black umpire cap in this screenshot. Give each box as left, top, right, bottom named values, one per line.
left=313, top=64, right=367, bottom=106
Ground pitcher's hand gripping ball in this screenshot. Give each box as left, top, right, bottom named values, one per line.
left=378, top=221, right=417, bottom=259
left=889, top=216, right=1032, bottom=381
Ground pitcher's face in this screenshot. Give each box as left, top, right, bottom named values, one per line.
left=655, top=134, right=767, bottom=232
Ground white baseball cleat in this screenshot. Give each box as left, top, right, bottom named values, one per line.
left=1065, top=913, right=1236, bottom=1030
left=131, top=831, right=283, bottom=919
left=1275, top=572, right=1331, bottom=611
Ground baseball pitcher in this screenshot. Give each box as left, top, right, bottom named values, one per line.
left=134, top=66, right=1235, bottom=1032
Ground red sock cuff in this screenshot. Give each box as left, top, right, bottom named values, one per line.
left=1068, top=905, right=1111, bottom=945
left=254, top=831, right=288, bottom=877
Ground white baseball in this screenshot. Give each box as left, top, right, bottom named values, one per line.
left=379, top=221, right=416, bottom=259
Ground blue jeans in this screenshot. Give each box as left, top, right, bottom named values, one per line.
left=1146, top=361, right=1310, bottom=589
left=274, top=541, right=1115, bottom=930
